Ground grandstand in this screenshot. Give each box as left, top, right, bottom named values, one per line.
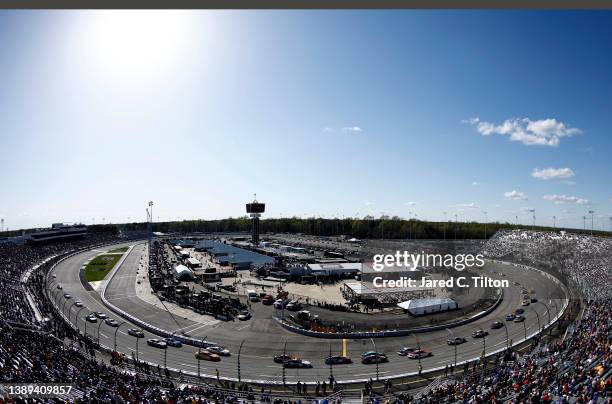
left=0, top=229, right=610, bottom=403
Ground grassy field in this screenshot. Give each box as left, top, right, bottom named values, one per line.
left=84, top=254, right=124, bottom=282
left=107, top=246, right=129, bottom=253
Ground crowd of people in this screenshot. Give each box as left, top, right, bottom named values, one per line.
left=484, top=229, right=612, bottom=300
left=0, top=229, right=610, bottom=403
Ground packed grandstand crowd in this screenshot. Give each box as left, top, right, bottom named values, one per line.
left=0, top=229, right=610, bottom=403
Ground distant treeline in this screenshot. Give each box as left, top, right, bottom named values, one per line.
left=2, top=217, right=609, bottom=240
left=115, top=216, right=610, bottom=240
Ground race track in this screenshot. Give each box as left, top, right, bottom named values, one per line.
left=48, top=241, right=567, bottom=384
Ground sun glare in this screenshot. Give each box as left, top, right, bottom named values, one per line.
left=83, top=11, right=191, bottom=79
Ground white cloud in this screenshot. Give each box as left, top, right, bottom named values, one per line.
left=464, top=117, right=582, bottom=147
left=363, top=200, right=374, bottom=206
left=404, top=201, right=417, bottom=206
left=472, top=181, right=480, bottom=186
left=504, top=190, right=528, bottom=201
left=543, top=194, right=590, bottom=205
left=323, top=127, right=333, bottom=132
left=531, top=167, right=575, bottom=180
left=342, top=126, right=362, bottom=133
left=449, top=202, right=478, bottom=209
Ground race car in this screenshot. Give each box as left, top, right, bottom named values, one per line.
left=207, top=346, right=231, bottom=356
left=324, top=355, right=352, bottom=365
left=407, top=350, right=432, bottom=359
left=104, top=318, right=119, bottom=327
left=397, top=347, right=415, bottom=356
left=273, top=354, right=296, bottom=364
left=63, top=293, right=72, bottom=299
left=94, top=312, right=107, bottom=319
left=127, top=328, right=144, bottom=338
left=447, top=337, right=467, bottom=345
left=165, top=338, right=182, bottom=347
left=514, top=315, right=526, bottom=323
left=361, top=353, right=388, bottom=364
left=472, top=329, right=489, bottom=338
left=74, top=300, right=83, bottom=308
left=147, top=339, right=167, bottom=349
left=515, top=308, right=525, bottom=315
left=283, top=359, right=312, bottom=368
left=505, top=314, right=516, bottom=321
left=491, top=321, right=504, bottom=329
left=194, top=350, right=221, bottom=362
left=85, top=314, right=97, bottom=323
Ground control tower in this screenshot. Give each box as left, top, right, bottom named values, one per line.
left=246, top=194, right=265, bottom=245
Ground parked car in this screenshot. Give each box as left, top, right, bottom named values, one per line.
left=505, top=314, right=516, bottom=321
left=491, top=321, right=504, bottom=329
left=447, top=337, right=466, bottom=345
left=261, top=295, right=274, bottom=305
left=194, top=350, right=221, bottom=362
left=274, top=299, right=288, bottom=309
left=472, top=330, right=488, bottom=338
left=147, top=339, right=167, bottom=349
left=237, top=311, right=252, bottom=321
left=104, top=318, right=119, bottom=327
left=128, top=328, right=144, bottom=338
left=286, top=300, right=302, bottom=311
left=165, top=338, right=182, bottom=348
left=397, top=347, right=416, bottom=356
left=407, top=350, right=432, bottom=359
left=324, top=355, right=352, bottom=365
left=283, top=359, right=312, bottom=368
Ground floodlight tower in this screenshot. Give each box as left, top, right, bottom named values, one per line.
left=588, top=210, right=594, bottom=235
left=246, top=194, right=265, bottom=246
left=147, top=201, right=154, bottom=234
left=529, top=209, right=536, bottom=227
left=0, top=218, right=3, bottom=232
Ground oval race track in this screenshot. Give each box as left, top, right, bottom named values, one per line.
left=48, top=241, right=568, bottom=385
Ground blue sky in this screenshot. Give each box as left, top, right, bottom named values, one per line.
left=0, top=10, right=611, bottom=231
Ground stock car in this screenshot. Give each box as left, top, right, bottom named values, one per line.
left=505, top=314, right=516, bottom=321
left=57, top=284, right=63, bottom=290
left=472, top=330, right=489, bottom=338
left=530, top=297, right=538, bottom=303
left=324, top=355, right=352, bottom=365
left=397, top=347, right=415, bottom=356
left=74, top=300, right=83, bottom=308
left=63, top=293, right=71, bottom=299
left=165, top=338, right=182, bottom=347
left=207, top=346, right=231, bottom=356
left=362, top=353, right=388, bottom=364
left=491, top=321, right=504, bottom=329
left=283, top=359, right=312, bottom=369
left=147, top=339, right=167, bottom=349
left=407, top=350, right=432, bottom=359
left=522, top=300, right=531, bottom=306
left=194, top=350, right=221, bottom=362
left=274, top=354, right=296, bottom=364
left=94, top=312, right=107, bottom=319
left=515, top=308, right=525, bottom=315
left=104, top=318, right=119, bottom=327
left=514, top=315, right=526, bottom=323
left=85, top=314, right=97, bottom=323
left=128, top=328, right=144, bottom=338
left=447, top=337, right=467, bottom=345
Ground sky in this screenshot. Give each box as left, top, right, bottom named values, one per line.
left=0, top=10, right=611, bottom=231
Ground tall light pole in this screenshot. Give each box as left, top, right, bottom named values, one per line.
left=583, top=215, right=586, bottom=231
left=588, top=210, right=594, bottom=235
left=482, top=211, right=488, bottom=239
left=529, top=209, right=536, bottom=227
left=553, top=215, right=556, bottom=230
left=443, top=211, right=447, bottom=240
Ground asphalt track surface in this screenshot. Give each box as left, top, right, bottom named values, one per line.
left=48, top=242, right=567, bottom=384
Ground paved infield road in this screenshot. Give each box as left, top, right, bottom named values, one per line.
left=49, top=242, right=567, bottom=384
